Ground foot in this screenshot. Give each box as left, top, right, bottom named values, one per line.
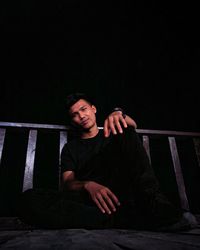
left=157, top=212, right=198, bottom=232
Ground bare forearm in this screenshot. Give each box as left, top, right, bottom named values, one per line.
left=63, top=179, right=120, bottom=214
left=63, top=180, right=89, bottom=191
left=125, top=115, right=137, bottom=129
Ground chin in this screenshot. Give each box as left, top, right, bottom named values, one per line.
left=82, top=123, right=93, bottom=130
left=82, top=125, right=91, bottom=130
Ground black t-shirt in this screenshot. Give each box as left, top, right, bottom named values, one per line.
left=61, top=130, right=110, bottom=179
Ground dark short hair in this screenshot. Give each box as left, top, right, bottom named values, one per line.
left=65, top=92, right=94, bottom=112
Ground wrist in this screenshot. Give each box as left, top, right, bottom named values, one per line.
left=83, top=181, right=91, bottom=190
left=112, top=107, right=126, bottom=119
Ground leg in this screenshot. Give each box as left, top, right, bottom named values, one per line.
left=80, top=127, right=183, bottom=229
left=114, top=127, right=183, bottom=228
left=17, top=188, right=113, bottom=229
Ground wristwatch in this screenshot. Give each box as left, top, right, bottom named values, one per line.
left=112, top=107, right=126, bottom=119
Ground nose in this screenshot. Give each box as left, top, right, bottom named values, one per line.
left=79, top=112, right=85, bottom=119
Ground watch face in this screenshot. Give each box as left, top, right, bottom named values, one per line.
left=114, top=108, right=123, bottom=112
left=113, top=108, right=126, bottom=118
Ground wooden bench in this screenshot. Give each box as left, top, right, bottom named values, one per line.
left=1, top=121, right=200, bottom=250
left=0, top=121, right=200, bottom=220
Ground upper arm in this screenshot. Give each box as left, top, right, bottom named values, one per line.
left=61, top=143, right=76, bottom=177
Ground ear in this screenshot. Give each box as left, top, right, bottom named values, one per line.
left=92, top=105, right=97, bottom=113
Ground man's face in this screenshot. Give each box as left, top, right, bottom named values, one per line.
left=69, top=99, right=97, bottom=130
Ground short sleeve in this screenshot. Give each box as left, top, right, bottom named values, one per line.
left=60, top=144, right=76, bottom=173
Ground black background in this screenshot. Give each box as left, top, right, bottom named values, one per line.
left=1, top=1, right=200, bottom=131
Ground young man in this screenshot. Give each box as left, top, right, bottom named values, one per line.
left=18, top=92, right=197, bottom=230
left=60, top=93, right=197, bottom=230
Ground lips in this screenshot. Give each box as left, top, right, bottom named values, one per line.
left=81, top=119, right=89, bottom=126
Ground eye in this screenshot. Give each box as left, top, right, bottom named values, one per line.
left=81, top=107, right=87, bottom=111
left=71, top=113, right=77, bottom=118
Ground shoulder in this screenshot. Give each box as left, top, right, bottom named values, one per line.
left=61, top=138, right=82, bottom=152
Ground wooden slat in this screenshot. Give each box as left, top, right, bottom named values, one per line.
left=142, top=135, right=151, bottom=164
left=59, top=131, right=68, bottom=164
left=58, top=131, right=68, bottom=188
left=168, top=137, right=190, bottom=211
left=0, top=128, right=6, bottom=165
left=193, top=138, right=200, bottom=168
left=23, top=130, right=37, bottom=192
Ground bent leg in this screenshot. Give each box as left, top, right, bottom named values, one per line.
left=17, top=188, right=113, bottom=229
left=114, top=127, right=183, bottom=228
left=81, top=127, right=183, bottom=229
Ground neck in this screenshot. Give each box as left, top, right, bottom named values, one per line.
left=81, top=125, right=99, bottom=139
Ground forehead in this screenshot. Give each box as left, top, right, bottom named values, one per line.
left=69, top=99, right=90, bottom=113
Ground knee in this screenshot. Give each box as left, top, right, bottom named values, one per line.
left=110, top=126, right=138, bottom=145
left=107, top=126, right=139, bottom=150
left=120, top=126, right=137, bottom=140
left=124, top=126, right=136, bottom=134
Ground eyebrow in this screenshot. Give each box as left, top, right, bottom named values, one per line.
left=71, top=105, right=88, bottom=115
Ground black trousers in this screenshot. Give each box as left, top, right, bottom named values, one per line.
left=18, top=127, right=182, bottom=229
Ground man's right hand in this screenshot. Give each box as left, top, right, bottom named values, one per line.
left=84, top=181, right=120, bottom=215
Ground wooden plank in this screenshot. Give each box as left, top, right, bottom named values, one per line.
left=193, top=138, right=200, bottom=168
left=58, top=131, right=68, bottom=188
left=59, top=131, right=68, bottom=164
left=23, top=130, right=37, bottom=192
left=142, top=135, right=151, bottom=164
left=168, top=137, right=190, bottom=211
left=137, top=129, right=200, bottom=136
left=1, top=122, right=200, bottom=137
left=0, top=128, right=6, bottom=165
left=0, top=121, right=68, bottom=130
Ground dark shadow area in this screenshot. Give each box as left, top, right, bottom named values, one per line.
left=0, top=129, right=60, bottom=216
left=176, top=137, right=200, bottom=214
left=149, top=136, right=181, bottom=209
left=0, top=129, right=28, bottom=216
left=33, top=130, right=60, bottom=190
left=0, top=1, right=199, bottom=131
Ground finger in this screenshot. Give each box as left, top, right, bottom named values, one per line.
left=93, top=197, right=106, bottom=214
left=107, top=190, right=120, bottom=207
left=119, top=115, right=128, bottom=128
left=103, top=194, right=117, bottom=212
left=104, top=120, right=110, bottom=137
left=108, top=116, right=117, bottom=135
left=113, top=116, right=124, bottom=133
left=114, top=116, right=128, bottom=133
left=96, top=193, right=112, bottom=214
